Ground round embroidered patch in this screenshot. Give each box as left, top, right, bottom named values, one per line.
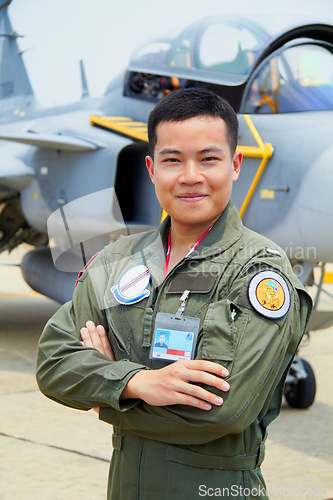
left=111, top=265, right=150, bottom=305
left=248, top=271, right=290, bottom=319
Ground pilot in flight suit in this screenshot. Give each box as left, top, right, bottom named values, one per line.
left=36, top=88, right=312, bottom=499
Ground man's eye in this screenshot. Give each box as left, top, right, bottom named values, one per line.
left=164, top=158, right=180, bottom=163
left=202, top=157, right=218, bottom=162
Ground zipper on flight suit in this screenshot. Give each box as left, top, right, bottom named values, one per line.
left=142, top=263, right=181, bottom=349
left=150, top=288, right=158, bottom=310
left=144, top=254, right=202, bottom=351
left=150, top=253, right=199, bottom=311
left=142, top=283, right=159, bottom=348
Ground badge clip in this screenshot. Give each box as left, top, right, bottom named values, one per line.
left=175, top=289, right=190, bottom=319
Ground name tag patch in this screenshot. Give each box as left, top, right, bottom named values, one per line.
left=111, top=265, right=150, bottom=305
left=248, top=270, right=291, bottom=319
left=168, top=272, right=218, bottom=294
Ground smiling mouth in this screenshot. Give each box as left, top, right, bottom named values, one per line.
left=177, top=193, right=208, bottom=202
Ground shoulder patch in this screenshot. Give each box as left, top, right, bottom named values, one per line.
left=111, top=264, right=150, bottom=305
left=248, top=270, right=290, bottom=319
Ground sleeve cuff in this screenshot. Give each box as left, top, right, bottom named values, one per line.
left=102, top=359, right=149, bottom=413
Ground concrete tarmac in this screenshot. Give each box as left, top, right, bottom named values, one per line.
left=0, top=247, right=332, bottom=499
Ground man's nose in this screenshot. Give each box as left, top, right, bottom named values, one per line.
left=179, top=161, right=204, bottom=184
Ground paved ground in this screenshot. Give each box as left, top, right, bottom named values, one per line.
left=0, top=247, right=332, bottom=499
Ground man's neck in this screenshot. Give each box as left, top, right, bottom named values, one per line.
left=169, top=219, right=216, bottom=253
left=165, top=218, right=217, bottom=275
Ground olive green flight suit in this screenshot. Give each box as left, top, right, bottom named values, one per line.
left=36, top=201, right=312, bottom=500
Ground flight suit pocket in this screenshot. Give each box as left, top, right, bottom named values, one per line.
left=199, top=299, right=244, bottom=363
left=166, top=446, right=246, bottom=499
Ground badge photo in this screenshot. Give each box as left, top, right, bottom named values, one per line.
left=248, top=270, right=291, bottom=319
left=111, top=265, right=150, bottom=305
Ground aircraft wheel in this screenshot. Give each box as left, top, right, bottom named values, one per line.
left=284, top=359, right=316, bottom=409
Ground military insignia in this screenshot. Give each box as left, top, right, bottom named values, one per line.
left=248, top=271, right=290, bottom=319
left=111, top=265, right=150, bottom=305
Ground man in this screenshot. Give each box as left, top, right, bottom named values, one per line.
left=36, top=88, right=312, bottom=499
left=155, top=332, right=168, bottom=349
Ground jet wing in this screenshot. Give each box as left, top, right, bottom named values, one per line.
left=0, top=132, right=100, bottom=151
left=0, top=157, right=34, bottom=191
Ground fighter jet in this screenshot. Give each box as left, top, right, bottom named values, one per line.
left=1, top=0, right=332, bottom=407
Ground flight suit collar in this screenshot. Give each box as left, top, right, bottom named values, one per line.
left=187, top=199, right=244, bottom=260
left=141, top=199, right=243, bottom=284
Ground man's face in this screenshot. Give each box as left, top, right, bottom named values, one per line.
left=159, top=334, right=166, bottom=344
left=146, top=116, right=242, bottom=230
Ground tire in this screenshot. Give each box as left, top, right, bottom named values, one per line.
left=284, top=359, right=316, bottom=409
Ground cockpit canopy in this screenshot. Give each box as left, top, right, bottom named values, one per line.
left=123, top=15, right=333, bottom=113
left=130, top=17, right=269, bottom=77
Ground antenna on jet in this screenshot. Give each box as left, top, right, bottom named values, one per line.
left=79, top=60, right=90, bottom=99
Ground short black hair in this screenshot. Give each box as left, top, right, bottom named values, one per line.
left=147, top=88, right=239, bottom=157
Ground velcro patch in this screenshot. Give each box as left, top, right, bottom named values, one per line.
left=168, top=272, right=218, bottom=294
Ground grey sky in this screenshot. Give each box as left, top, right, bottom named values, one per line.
left=9, top=0, right=333, bottom=107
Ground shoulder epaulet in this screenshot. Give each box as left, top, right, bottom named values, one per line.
left=265, top=246, right=281, bottom=257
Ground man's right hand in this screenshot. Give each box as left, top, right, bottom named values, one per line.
left=121, top=360, right=230, bottom=411
left=80, top=322, right=230, bottom=411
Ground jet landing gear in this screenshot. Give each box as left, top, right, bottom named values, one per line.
left=284, top=355, right=316, bottom=409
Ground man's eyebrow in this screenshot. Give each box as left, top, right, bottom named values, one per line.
left=158, top=148, right=182, bottom=156
left=157, top=147, right=226, bottom=155
left=199, top=146, right=225, bottom=154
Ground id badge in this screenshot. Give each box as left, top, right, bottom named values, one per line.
left=150, top=312, right=200, bottom=362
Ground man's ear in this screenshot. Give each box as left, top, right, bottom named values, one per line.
left=145, top=156, right=155, bottom=184
left=232, top=150, right=242, bottom=182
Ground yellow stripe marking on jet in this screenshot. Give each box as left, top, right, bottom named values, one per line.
left=91, top=115, right=148, bottom=142
left=0, top=292, right=40, bottom=299
left=160, top=209, right=168, bottom=223
left=237, top=115, right=274, bottom=218
left=324, top=271, right=333, bottom=284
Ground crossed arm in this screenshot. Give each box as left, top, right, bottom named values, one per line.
left=80, top=321, right=230, bottom=412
